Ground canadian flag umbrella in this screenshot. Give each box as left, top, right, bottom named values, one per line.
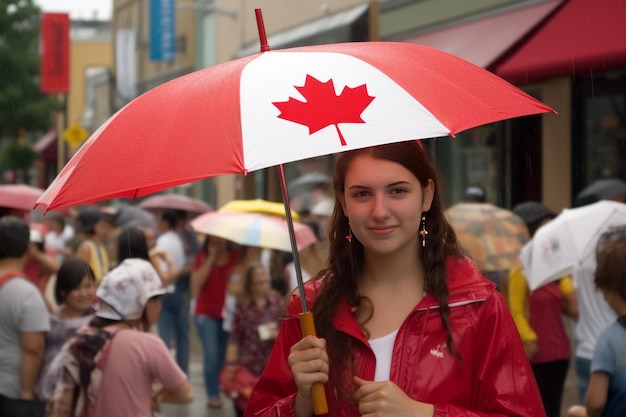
left=35, top=44, right=553, bottom=212
left=35, top=10, right=554, bottom=413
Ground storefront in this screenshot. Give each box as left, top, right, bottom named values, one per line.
left=493, top=0, right=626, bottom=209
left=383, top=0, right=626, bottom=211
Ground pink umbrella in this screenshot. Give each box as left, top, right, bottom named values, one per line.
left=0, top=184, right=44, bottom=210
left=138, top=193, right=212, bottom=214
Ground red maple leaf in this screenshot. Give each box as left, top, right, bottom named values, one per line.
left=273, top=75, right=375, bottom=146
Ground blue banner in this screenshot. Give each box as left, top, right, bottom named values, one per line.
left=149, top=0, right=175, bottom=61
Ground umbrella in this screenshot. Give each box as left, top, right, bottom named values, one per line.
left=34, top=10, right=554, bottom=413
left=446, top=202, right=530, bottom=272
left=190, top=211, right=316, bottom=252
left=218, top=198, right=300, bottom=221
left=520, top=200, right=626, bottom=290
left=288, top=172, right=331, bottom=196
left=138, top=193, right=212, bottom=214
left=114, top=204, right=157, bottom=229
left=0, top=184, right=44, bottom=210
left=574, top=178, right=626, bottom=207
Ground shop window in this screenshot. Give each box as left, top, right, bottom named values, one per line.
left=573, top=71, right=626, bottom=195
left=429, top=124, right=503, bottom=206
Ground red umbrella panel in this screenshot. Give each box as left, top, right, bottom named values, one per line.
left=35, top=42, right=553, bottom=212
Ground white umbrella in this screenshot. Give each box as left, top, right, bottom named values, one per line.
left=520, top=200, right=626, bottom=290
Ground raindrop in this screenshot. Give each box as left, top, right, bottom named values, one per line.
left=590, top=69, right=595, bottom=102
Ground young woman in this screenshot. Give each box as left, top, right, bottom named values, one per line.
left=508, top=201, right=578, bottom=417
left=224, top=263, right=284, bottom=417
left=247, top=140, right=545, bottom=417
left=191, top=235, right=240, bottom=409
left=38, top=259, right=96, bottom=398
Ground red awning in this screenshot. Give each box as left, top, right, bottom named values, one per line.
left=495, top=0, right=626, bottom=84
left=398, top=0, right=562, bottom=68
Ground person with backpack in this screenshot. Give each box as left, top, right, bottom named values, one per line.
left=44, top=258, right=193, bottom=417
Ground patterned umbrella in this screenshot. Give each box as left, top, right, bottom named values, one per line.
left=446, top=202, right=530, bottom=272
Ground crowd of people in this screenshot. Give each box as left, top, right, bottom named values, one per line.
left=1, top=139, right=625, bottom=417
left=0, top=197, right=326, bottom=417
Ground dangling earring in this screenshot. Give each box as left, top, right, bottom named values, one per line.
left=419, top=216, right=428, bottom=247
left=346, top=223, right=353, bottom=243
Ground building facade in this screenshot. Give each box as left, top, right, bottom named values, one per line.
left=73, top=0, right=626, bottom=214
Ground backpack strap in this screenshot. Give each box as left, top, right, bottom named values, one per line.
left=0, top=271, right=23, bottom=289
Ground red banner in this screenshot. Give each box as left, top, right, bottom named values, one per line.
left=40, top=13, right=70, bottom=94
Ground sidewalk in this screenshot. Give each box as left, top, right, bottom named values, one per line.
left=159, top=325, right=236, bottom=417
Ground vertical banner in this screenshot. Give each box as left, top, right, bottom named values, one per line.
left=116, top=29, right=137, bottom=100
left=149, top=0, right=175, bottom=61
left=40, top=13, right=70, bottom=94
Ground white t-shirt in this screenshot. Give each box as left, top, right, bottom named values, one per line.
left=156, top=230, right=185, bottom=293
left=369, top=329, right=399, bottom=382
left=286, top=262, right=312, bottom=294
left=45, top=225, right=75, bottom=262
left=574, top=267, right=617, bottom=359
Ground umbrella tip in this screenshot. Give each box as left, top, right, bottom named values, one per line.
left=255, top=8, right=270, bottom=52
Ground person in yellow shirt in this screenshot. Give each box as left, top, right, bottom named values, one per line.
left=75, top=207, right=111, bottom=284
left=509, top=201, right=579, bottom=417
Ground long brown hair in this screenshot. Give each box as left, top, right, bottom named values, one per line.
left=311, top=140, right=462, bottom=397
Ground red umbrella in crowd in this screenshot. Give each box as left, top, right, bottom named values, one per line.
left=35, top=10, right=554, bottom=412
left=0, top=184, right=44, bottom=210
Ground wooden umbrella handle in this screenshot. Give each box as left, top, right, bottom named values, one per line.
left=299, top=311, right=329, bottom=415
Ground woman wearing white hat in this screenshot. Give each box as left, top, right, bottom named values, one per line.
left=45, top=258, right=193, bottom=417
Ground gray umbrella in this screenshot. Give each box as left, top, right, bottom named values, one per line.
left=287, top=172, right=331, bottom=196
left=575, top=178, right=626, bottom=207
left=114, top=205, right=157, bottom=229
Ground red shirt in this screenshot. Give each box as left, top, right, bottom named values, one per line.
left=193, top=250, right=239, bottom=318
left=529, top=282, right=571, bottom=363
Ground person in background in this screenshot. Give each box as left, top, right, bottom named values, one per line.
left=508, top=201, right=579, bottom=417
left=24, top=227, right=60, bottom=307
left=167, top=209, right=200, bottom=374
left=463, top=184, right=487, bottom=203
left=44, top=258, right=193, bottom=417
left=224, top=245, right=264, bottom=334
left=155, top=210, right=187, bottom=372
left=43, top=212, right=74, bottom=263
left=247, top=140, right=545, bottom=417
left=584, top=228, right=626, bottom=417
left=37, top=259, right=96, bottom=398
left=0, top=216, right=50, bottom=413
left=224, top=263, right=284, bottom=417
left=284, top=220, right=325, bottom=294
left=191, top=235, right=240, bottom=409
left=75, top=207, right=111, bottom=284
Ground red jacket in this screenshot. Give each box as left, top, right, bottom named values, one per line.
left=246, top=256, right=545, bottom=417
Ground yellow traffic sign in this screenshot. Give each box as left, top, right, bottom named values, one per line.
left=63, top=123, right=89, bottom=149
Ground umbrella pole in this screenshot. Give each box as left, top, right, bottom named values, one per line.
left=277, top=164, right=329, bottom=416
left=277, top=164, right=308, bottom=312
